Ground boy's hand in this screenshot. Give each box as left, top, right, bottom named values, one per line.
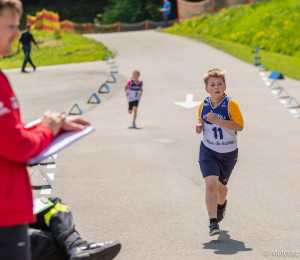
left=207, top=110, right=219, bottom=124
left=196, top=124, right=203, bottom=134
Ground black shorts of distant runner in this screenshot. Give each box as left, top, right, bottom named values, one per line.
left=128, top=100, right=139, bottom=110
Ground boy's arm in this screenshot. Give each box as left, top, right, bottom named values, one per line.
left=207, top=112, right=243, bottom=131
left=207, top=100, right=243, bottom=131
left=124, top=84, right=129, bottom=96
left=196, top=119, right=204, bottom=134
left=196, top=101, right=204, bottom=134
left=125, top=80, right=131, bottom=96
left=140, top=85, right=143, bottom=97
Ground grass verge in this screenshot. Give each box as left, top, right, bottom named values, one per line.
left=0, top=31, right=112, bottom=70
left=162, top=30, right=300, bottom=81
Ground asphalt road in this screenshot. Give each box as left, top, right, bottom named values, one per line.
left=4, top=30, right=300, bottom=259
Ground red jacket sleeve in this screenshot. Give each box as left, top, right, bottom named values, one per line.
left=0, top=75, right=54, bottom=163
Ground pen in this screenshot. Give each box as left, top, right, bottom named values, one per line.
left=24, top=119, right=41, bottom=129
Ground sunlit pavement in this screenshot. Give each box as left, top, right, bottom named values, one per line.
left=5, top=30, right=300, bottom=259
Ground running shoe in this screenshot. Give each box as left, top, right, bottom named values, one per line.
left=69, top=241, right=121, bottom=260
left=209, top=222, right=221, bottom=236
left=217, top=199, right=227, bottom=223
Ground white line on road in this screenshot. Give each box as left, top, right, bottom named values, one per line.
left=265, top=82, right=271, bottom=86
left=262, top=77, right=268, bottom=81
left=40, top=186, right=52, bottom=194
left=279, top=100, right=287, bottom=104
left=271, top=90, right=278, bottom=95
left=47, top=164, right=56, bottom=169
left=289, top=109, right=298, bottom=114
left=259, top=72, right=265, bottom=76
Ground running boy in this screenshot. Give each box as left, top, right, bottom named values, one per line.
left=125, top=70, right=143, bottom=128
left=196, top=69, right=244, bottom=236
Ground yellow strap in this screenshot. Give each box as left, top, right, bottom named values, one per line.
left=44, top=208, right=57, bottom=225
left=44, top=203, right=68, bottom=225
left=54, top=203, right=68, bottom=213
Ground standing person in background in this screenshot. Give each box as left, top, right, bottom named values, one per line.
left=161, top=0, right=171, bottom=27
left=0, top=1, right=121, bottom=259
left=17, top=24, right=39, bottom=73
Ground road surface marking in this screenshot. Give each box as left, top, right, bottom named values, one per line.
left=174, top=94, right=201, bottom=109
left=40, top=186, right=51, bottom=194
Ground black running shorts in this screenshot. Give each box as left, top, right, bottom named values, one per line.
left=128, top=100, right=139, bottom=110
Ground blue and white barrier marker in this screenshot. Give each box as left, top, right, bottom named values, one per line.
left=106, top=73, right=117, bottom=83
left=88, top=93, right=101, bottom=104
left=69, top=103, right=83, bottom=115
left=98, top=83, right=111, bottom=93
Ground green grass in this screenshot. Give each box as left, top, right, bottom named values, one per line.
left=162, top=31, right=300, bottom=81
left=162, top=0, right=300, bottom=81
left=0, top=30, right=112, bottom=69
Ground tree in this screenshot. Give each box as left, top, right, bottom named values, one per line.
left=102, top=0, right=178, bottom=24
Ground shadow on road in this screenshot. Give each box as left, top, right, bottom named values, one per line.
left=203, top=230, right=252, bottom=255
left=128, top=127, right=143, bottom=130
left=32, top=185, right=51, bottom=190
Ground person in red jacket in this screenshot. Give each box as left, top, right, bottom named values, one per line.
left=0, top=1, right=121, bottom=260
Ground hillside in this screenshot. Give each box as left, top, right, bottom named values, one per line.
left=166, top=0, right=300, bottom=56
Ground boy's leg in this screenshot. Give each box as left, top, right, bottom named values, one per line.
left=217, top=181, right=227, bottom=205
left=199, top=142, right=221, bottom=236
left=133, top=106, right=137, bottom=122
left=204, top=176, right=219, bottom=219
left=128, top=101, right=133, bottom=114
left=217, top=148, right=238, bottom=223
left=217, top=182, right=228, bottom=223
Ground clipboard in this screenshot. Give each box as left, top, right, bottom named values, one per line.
left=33, top=197, right=54, bottom=214
left=27, top=126, right=94, bottom=166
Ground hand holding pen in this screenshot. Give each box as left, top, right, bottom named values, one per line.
left=25, top=111, right=90, bottom=136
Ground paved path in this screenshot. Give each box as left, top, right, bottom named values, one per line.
left=4, top=61, right=126, bottom=121
left=5, top=30, right=300, bottom=259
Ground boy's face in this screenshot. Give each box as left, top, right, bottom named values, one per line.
left=132, top=72, right=140, bottom=80
left=205, top=77, right=226, bottom=100
left=0, top=8, right=20, bottom=56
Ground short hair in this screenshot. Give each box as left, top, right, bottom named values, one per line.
left=133, top=70, right=140, bottom=76
left=203, top=69, right=226, bottom=86
left=0, top=0, right=22, bottom=17
left=26, top=24, right=31, bottom=28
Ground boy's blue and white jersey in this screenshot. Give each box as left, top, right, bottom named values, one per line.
left=127, top=79, right=143, bottom=102
left=199, top=95, right=240, bottom=153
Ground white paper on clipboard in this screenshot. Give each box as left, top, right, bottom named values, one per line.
left=27, top=126, right=94, bottom=165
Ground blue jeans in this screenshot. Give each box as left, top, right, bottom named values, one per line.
left=163, top=14, right=169, bottom=27
left=22, top=48, right=35, bottom=71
